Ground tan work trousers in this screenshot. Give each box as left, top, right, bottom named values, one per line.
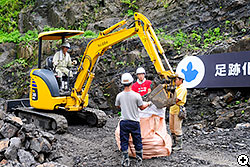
left=55, top=67, right=73, bottom=78
left=169, top=114, right=183, bottom=136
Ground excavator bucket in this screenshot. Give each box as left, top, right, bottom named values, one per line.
left=147, top=84, right=176, bottom=108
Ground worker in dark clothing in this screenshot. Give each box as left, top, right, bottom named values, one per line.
left=115, top=73, right=152, bottom=167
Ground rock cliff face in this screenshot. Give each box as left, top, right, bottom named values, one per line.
left=18, top=0, right=250, bottom=34
left=0, top=0, right=250, bottom=128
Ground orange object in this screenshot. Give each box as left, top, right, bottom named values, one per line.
left=115, top=114, right=172, bottom=159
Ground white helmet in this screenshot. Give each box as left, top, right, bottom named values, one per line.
left=121, top=73, right=134, bottom=84
left=176, top=72, right=185, bottom=80
left=136, top=67, right=146, bottom=74
left=61, top=42, right=70, bottom=48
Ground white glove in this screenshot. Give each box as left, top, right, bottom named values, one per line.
left=147, top=101, right=153, bottom=107
left=72, top=60, right=77, bottom=65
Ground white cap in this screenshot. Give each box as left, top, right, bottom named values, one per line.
left=121, top=73, right=134, bottom=84
left=61, top=42, right=70, bottom=48
left=136, top=67, right=146, bottom=74
left=177, top=72, right=185, bottom=80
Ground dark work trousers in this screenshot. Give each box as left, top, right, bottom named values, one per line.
left=120, top=120, right=142, bottom=152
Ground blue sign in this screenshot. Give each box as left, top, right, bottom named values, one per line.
left=176, top=51, right=250, bottom=88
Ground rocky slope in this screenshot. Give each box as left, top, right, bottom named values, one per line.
left=0, top=0, right=250, bottom=129
left=0, top=0, right=249, bottom=166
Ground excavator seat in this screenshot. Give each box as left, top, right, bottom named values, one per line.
left=32, top=69, right=60, bottom=97
left=45, top=55, right=69, bottom=79
left=45, top=56, right=54, bottom=71
left=45, top=56, right=68, bottom=91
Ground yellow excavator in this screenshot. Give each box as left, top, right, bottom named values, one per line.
left=6, top=12, right=177, bottom=133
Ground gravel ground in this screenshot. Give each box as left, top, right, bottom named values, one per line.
left=54, top=115, right=250, bottom=167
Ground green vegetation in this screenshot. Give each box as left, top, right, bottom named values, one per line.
left=225, top=20, right=230, bottom=25
left=3, top=58, right=28, bottom=68
left=156, top=26, right=229, bottom=53
left=120, top=46, right=126, bottom=51
left=120, top=0, right=138, bottom=10
left=120, top=0, right=138, bottom=16
left=0, top=0, right=247, bottom=56
left=0, top=0, right=97, bottom=44
left=157, top=0, right=171, bottom=8
left=82, top=30, right=98, bottom=38
left=116, top=61, right=126, bottom=66
left=235, top=100, right=241, bottom=105
left=226, top=99, right=249, bottom=109
left=0, top=0, right=35, bottom=32
left=241, top=28, right=246, bottom=33
left=42, top=25, right=66, bottom=32
left=0, top=27, right=97, bottom=44
left=0, top=30, right=38, bottom=44
left=78, top=21, right=88, bottom=30
left=104, top=93, right=110, bottom=97
left=200, top=112, right=204, bottom=117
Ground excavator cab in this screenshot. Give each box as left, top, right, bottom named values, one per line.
left=44, top=55, right=73, bottom=93
left=30, top=30, right=84, bottom=110
left=39, top=30, right=84, bottom=90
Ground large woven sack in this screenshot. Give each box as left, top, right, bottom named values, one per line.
left=115, top=115, right=172, bottom=159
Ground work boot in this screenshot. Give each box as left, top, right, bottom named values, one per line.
left=171, top=133, right=176, bottom=148
left=59, top=78, right=64, bottom=92
left=136, top=150, right=143, bottom=167
left=121, top=151, right=130, bottom=167
left=172, top=135, right=182, bottom=151
left=64, top=81, right=68, bottom=91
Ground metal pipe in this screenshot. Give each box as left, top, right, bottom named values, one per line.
left=57, top=106, right=65, bottom=110
left=92, top=56, right=100, bottom=73
left=38, top=38, right=42, bottom=69
left=162, top=53, right=174, bottom=74
left=62, top=36, right=65, bottom=43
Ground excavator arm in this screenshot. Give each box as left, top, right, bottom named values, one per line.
left=68, top=12, right=176, bottom=110
left=6, top=13, right=177, bottom=132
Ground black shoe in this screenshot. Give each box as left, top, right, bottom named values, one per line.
left=121, top=151, right=130, bottom=167
left=172, top=135, right=182, bottom=151
left=136, top=155, right=142, bottom=167
left=136, top=150, right=143, bottom=167
left=171, top=133, right=176, bottom=148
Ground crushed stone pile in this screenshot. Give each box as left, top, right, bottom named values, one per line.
left=0, top=103, right=67, bottom=167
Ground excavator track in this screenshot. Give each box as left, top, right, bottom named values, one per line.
left=77, top=107, right=107, bottom=127
left=5, top=99, right=107, bottom=133
left=12, top=107, right=68, bottom=133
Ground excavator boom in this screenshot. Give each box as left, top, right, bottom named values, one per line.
left=72, top=12, right=176, bottom=110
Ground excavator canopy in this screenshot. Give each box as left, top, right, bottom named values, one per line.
left=38, top=30, right=84, bottom=40
left=37, top=30, right=84, bottom=68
